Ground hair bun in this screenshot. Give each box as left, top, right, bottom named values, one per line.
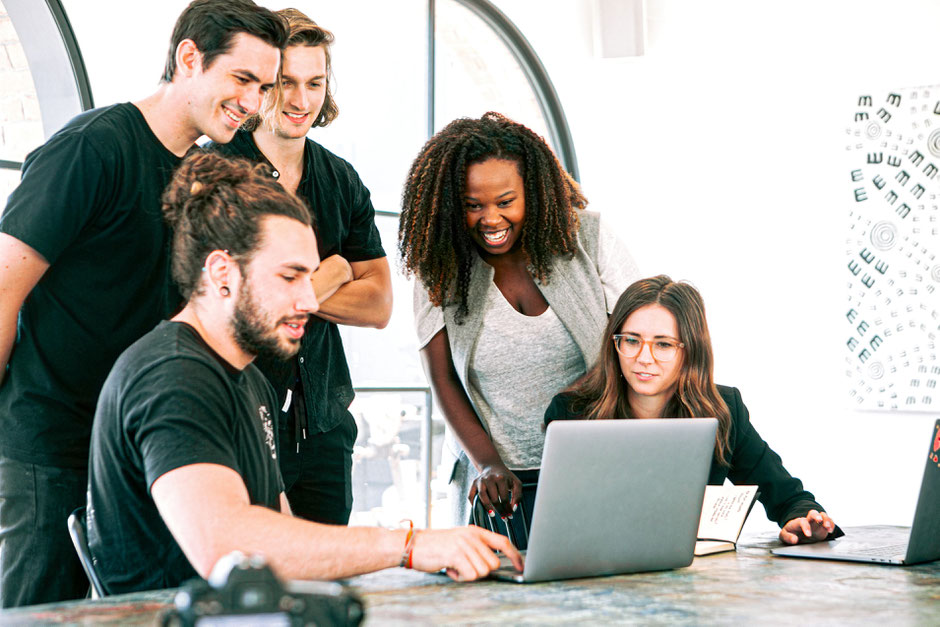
left=162, top=152, right=230, bottom=228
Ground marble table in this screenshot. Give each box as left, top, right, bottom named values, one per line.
left=2, top=530, right=937, bottom=625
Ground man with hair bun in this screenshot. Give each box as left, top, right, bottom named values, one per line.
left=0, top=0, right=285, bottom=607
left=210, top=8, right=392, bottom=526
left=86, top=152, right=521, bottom=595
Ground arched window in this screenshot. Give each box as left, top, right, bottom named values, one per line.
left=0, top=0, right=91, bottom=202
left=434, top=0, right=577, bottom=179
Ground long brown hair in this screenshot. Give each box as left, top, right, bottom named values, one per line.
left=565, top=275, right=732, bottom=465
left=244, top=8, right=339, bottom=132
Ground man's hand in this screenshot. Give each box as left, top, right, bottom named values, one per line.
left=409, top=526, right=523, bottom=581
left=779, top=509, right=835, bottom=545
left=311, top=256, right=392, bottom=328
left=311, top=254, right=354, bottom=303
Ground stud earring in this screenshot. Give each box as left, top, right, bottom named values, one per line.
left=220, top=286, right=230, bottom=297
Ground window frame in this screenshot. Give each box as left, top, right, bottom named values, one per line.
left=1, top=0, right=93, bottom=173
left=430, top=0, right=579, bottom=181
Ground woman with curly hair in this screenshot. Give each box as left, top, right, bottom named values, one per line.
left=545, top=276, right=840, bottom=544
left=399, top=112, right=639, bottom=525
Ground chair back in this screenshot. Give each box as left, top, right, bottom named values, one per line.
left=470, top=478, right=538, bottom=551
left=67, top=506, right=106, bottom=598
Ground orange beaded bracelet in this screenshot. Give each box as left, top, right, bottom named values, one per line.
left=399, top=519, right=417, bottom=569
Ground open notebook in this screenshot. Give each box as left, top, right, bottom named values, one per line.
left=695, top=485, right=759, bottom=556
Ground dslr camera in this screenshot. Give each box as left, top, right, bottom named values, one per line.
left=161, top=552, right=364, bottom=626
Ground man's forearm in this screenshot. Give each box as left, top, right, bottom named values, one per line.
left=190, top=503, right=406, bottom=580
left=154, top=464, right=518, bottom=583
left=314, top=278, right=392, bottom=327
left=313, top=257, right=392, bottom=328
left=155, top=465, right=406, bottom=580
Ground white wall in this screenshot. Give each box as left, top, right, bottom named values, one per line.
left=492, top=0, right=940, bottom=532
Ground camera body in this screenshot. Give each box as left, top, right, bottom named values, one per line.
left=161, top=553, right=364, bottom=626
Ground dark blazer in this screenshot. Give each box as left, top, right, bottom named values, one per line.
left=544, top=385, right=826, bottom=526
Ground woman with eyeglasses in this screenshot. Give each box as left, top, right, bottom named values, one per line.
left=399, top=113, right=639, bottom=526
left=545, top=275, right=838, bottom=544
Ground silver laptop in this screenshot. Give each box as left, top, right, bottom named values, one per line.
left=491, top=417, right=718, bottom=582
left=772, top=418, right=940, bottom=565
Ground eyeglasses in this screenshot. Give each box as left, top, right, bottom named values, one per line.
left=612, top=335, right=685, bottom=362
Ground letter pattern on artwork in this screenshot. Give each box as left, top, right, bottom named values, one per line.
left=844, top=88, right=939, bottom=411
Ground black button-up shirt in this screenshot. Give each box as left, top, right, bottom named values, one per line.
left=208, top=131, right=385, bottom=434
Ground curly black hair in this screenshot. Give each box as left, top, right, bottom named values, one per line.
left=398, top=112, right=586, bottom=322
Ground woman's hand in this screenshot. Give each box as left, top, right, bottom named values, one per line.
left=779, top=510, right=835, bottom=544
left=468, top=463, right=522, bottom=519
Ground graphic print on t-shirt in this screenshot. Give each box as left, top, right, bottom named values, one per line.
left=259, top=404, right=276, bottom=459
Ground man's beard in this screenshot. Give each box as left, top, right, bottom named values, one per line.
left=232, top=280, right=305, bottom=361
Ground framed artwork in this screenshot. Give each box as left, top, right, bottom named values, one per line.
left=845, top=87, right=939, bottom=411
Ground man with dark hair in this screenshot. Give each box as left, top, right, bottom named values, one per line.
left=87, top=151, right=521, bottom=594
left=210, top=8, right=393, bottom=526
left=0, top=0, right=286, bottom=608
left=161, top=0, right=284, bottom=83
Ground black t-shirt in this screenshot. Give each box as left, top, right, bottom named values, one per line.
left=208, top=132, right=385, bottom=433
left=87, top=321, right=283, bottom=595
left=0, top=103, right=182, bottom=468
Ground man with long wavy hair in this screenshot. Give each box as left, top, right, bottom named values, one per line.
left=210, top=8, right=392, bottom=526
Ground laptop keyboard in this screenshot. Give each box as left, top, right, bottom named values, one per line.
left=497, top=551, right=527, bottom=567
left=493, top=551, right=527, bottom=577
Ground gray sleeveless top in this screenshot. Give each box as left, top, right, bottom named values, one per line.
left=413, top=211, right=639, bottom=524
left=467, top=283, right=585, bottom=469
